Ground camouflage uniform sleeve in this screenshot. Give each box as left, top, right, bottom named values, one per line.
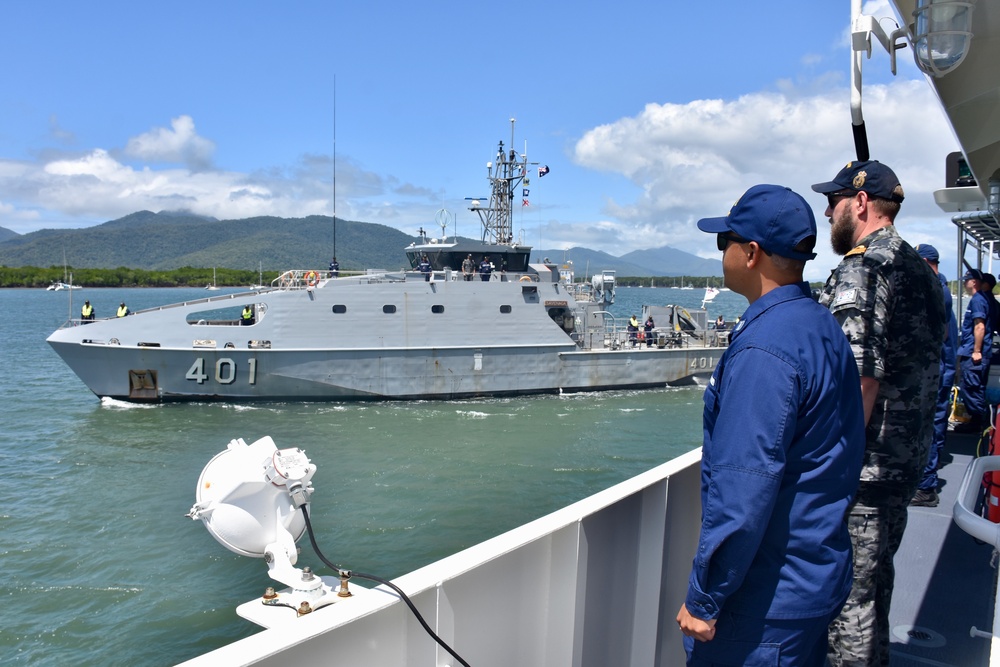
left=821, top=248, right=888, bottom=381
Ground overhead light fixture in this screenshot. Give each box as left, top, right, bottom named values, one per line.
left=913, top=0, right=976, bottom=77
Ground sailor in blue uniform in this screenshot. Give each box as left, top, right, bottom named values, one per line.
left=479, top=256, right=493, bottom=281
left=956, top=268, right=992, bottom=431
left=678, top=185, right=865, bottom=666
left=418, top=254, right=432, bottom=281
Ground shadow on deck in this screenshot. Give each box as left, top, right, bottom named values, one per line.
left=890, top=429, right=996, bottom=666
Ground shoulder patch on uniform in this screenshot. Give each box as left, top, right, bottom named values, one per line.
left=831, top=287, right=860, bottom=309
left=845, top=244, right=867, bottom=257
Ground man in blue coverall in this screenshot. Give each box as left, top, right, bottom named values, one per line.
left=956, top=268, right=992, bottom=432
left=677, top=184, right=866, bottom=665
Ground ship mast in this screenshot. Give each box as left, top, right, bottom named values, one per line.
left=471, top=118, right=533, bottom=246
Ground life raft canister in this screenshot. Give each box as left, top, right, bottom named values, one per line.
left=305, top=270, right=318, bottom=286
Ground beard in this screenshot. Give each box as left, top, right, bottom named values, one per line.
left=830, top=207, right=856, bottom=256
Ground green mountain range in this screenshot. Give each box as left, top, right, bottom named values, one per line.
left=0, top=211, right=722, bottom=277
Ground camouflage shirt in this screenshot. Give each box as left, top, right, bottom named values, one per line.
left=819, top=225, right=944, bottom=489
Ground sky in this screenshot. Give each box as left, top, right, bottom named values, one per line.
left=0, top=0, right=968, bottom=280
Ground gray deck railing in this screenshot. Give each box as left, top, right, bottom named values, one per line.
left=953, top=455, right=1000, bottom=664
left=176, top=449, right=704, bottom=667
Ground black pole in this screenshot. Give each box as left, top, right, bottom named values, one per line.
left=852, top=121, right=870, bottom=162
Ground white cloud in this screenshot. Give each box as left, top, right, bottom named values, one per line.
left=0, top=142, right=388, bottom=228
left=124, top=115, right=216, bottom=170
left=565, top=77, right=959, bottom=279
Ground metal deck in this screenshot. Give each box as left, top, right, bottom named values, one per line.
left=890, top=429, right=997, bottom=666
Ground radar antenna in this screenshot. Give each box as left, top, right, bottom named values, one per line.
left=470, top=118, right=535, bottom=246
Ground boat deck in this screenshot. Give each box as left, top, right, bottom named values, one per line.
left=890, top=428, right=997, bottom=666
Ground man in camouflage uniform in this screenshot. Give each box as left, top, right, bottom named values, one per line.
left=812, top=161, right=944, bottom=667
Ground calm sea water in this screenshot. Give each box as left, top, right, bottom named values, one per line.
left=0, top=284, right=748, bottom=666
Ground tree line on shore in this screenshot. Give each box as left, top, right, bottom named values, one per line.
left=0, top=266, right=279, bottom=288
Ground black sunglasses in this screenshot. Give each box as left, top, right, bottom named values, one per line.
left=826, top=190, right=856, bottom=209
left=716, top=233, right=749, bottom=252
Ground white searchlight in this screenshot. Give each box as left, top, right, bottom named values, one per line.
left=188, top=436, right=352, bottom=626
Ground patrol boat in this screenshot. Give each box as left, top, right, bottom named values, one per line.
left=46, top=122, right=721, bottom=403
left=177, top=3, right=1000, bottom=665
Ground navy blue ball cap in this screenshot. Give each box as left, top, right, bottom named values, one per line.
left=697, top=184, right=818, bottom=261
left=915, top=244, right=939, bottom=263
left=963, top=268, right=984, bottom=282
left=811, top=160, right=904, bottom=203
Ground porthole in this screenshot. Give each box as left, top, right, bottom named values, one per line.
left=383, top=305, right=397, bottom=314
left=500, top=305, right=512, bottom=314
left=431, top=305, right=444, bottom=314
left=332, top=304, right=347, bottom=314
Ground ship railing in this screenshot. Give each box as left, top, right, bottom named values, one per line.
left=271, top=269, right=415, bottom=286
left=564, top=282, right=594, bottom=302
left=953, top=454, right=1000, bottom=655
left=177, top=448, right=705, bottom=666
left=574, top=312, right=717, bottom=351
left=272, top=270, right=324, bottom=289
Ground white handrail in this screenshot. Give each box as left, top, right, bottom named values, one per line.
left=953, top=455, right=1000, bottom=547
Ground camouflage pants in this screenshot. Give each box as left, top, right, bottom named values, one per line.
left=827, top=495, right=912, bottom=667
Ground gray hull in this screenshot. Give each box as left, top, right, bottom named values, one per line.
left=47, top=273, right=721, bottom=402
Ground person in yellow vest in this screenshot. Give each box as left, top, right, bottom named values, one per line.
left=81, top=300, right=95, bottom=323
left=117, top=302, right=130, bottom=317
left=627, top=315, right=640, bottom=347
left=241, top=304, right=254, bottom=325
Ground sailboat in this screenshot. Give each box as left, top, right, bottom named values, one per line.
left=250, top=262, right=266, bottom=290
left=46, top=251, right=82, bottom=291
left=700, top=285, right=719, bottom=308
left=205, top=268, right=220, bottom=291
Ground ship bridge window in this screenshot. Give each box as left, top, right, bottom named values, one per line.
left=500, top=305, right=512, bottom=314
left=186, top=304, right=261, bottom=326
left=431, top=305, right=444, bottom=314
left=332, top=304, right=347, bottom=314
left=383, top=305, right=397, bottom=314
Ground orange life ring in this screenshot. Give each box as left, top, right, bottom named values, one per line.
left=305, top=270, right=318, bottom=286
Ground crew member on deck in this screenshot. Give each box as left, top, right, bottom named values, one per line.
left=627, top=315, right=639, bottom=347
left=418, top=254, right=432, bottom=281
left=241, top=305, right=254, bottom=325
left=678, top=184, right=865, bottom=666
left=479, top=256, right=493, bottom=281
left=81, top=300, right=95, bottom=323
left=462, top=254, right=475, bottom=281
left=329, top=257, right=339, bottom=278
left=117, top=302, right=130, bottom=317
left=644, top=315, right=655, bottom=347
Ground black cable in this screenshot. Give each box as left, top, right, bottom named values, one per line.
left=300, top=504, right=471, bottom=667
